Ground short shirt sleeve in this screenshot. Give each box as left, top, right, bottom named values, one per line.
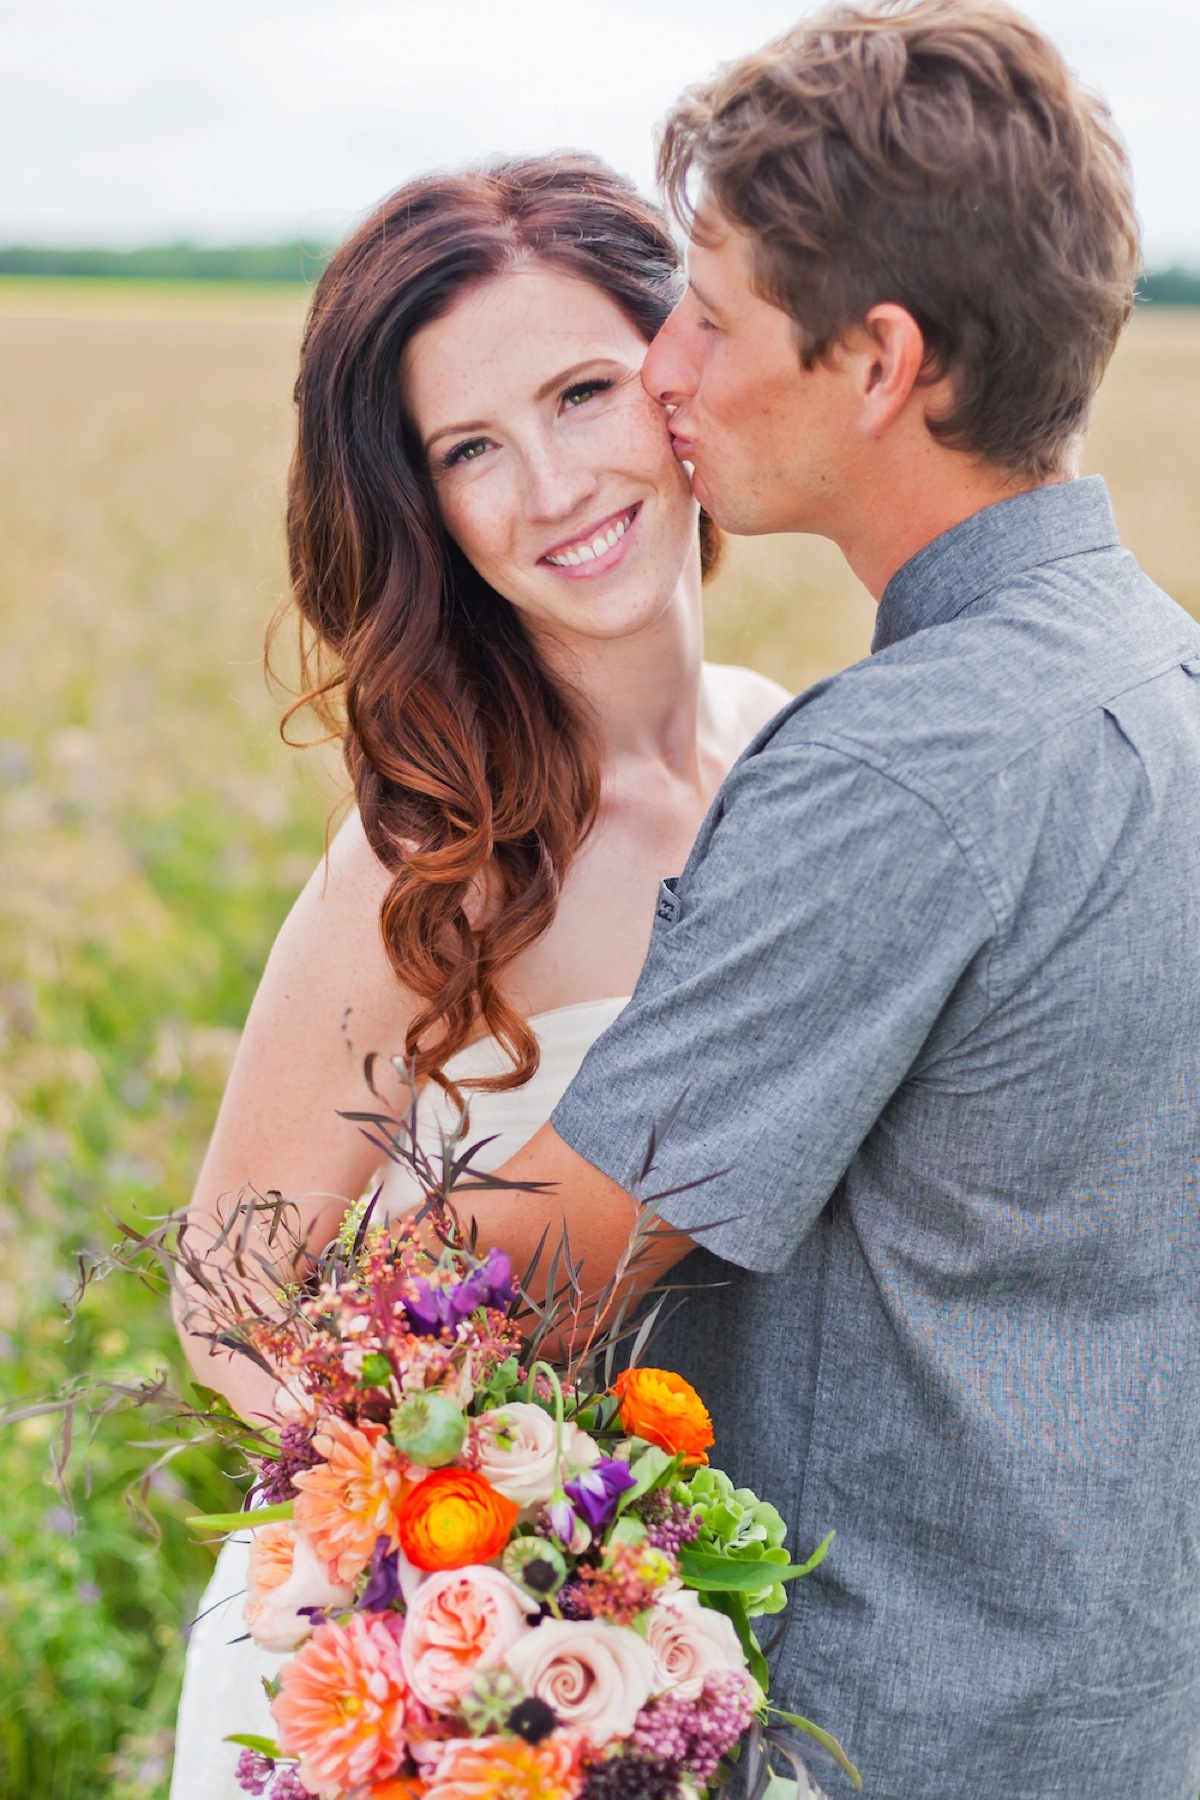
left=551, top=735, right=996, bottom=1272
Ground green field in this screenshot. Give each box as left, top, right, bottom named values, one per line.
left=2, top=279, right=1198, bottom=1796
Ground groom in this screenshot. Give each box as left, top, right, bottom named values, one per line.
left=478, top=3, right=1200, bottom=1795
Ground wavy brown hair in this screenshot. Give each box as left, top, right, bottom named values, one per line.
left=283, top=154, right=719, bottom=1096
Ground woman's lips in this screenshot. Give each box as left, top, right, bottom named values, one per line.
left=539, top=503, right=641, bottom=579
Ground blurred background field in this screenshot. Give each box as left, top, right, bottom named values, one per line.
left=1, top=278, right=1199, bottom=1797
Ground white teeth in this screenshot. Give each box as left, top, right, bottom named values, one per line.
left=546, top=508, right=634, bottom=567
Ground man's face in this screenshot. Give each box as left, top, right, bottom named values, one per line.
left=642, top=207, right=856, bottom=537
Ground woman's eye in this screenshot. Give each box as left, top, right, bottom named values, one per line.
left=442, top=436, right=489, bottom=469
left=562, top=378, right=613, bottom=410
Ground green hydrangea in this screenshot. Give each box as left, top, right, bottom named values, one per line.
left=673, top=1465, right=791, bottom=1616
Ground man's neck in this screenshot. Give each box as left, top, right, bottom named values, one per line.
left=836, top=451, right=1065, bottom=603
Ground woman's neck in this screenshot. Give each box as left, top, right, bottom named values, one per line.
left=533, top=561, right=709, bottom=784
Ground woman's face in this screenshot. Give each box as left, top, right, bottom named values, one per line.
left=402, top=263, right=700, bottom=648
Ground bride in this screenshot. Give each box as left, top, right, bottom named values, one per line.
left=169, top=152, right=787, bottom=1799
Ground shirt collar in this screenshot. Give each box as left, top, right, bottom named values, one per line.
left=872, top=476, right=1122, bottom=653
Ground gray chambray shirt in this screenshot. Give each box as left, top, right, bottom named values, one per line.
left=552, top=477, right=1200, bottom=1799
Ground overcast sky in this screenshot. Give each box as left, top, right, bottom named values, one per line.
left=2, top=0, right=1196, bottom=264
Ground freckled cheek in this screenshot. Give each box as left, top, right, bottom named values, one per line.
left=437, top=484, right=519, bottom=585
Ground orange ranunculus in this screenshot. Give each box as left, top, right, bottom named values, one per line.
left=293, top=1415, right=412, bottom=1583
left=612, top=1367, right=714, bottom=1464
left=424, top=1733, right=582, bottom=1800
left=396, top=1467, right=519, bottom=1572
left=368, top=1780, right=428, bottom=1799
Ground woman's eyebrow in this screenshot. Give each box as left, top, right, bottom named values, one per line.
left=423, top=358, right=624, bottom=454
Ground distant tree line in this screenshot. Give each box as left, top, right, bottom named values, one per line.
left=0, top=242, right=331, bottom=282
left=1, top=243, right=1200, bottom=303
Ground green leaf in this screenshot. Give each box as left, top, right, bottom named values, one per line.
left=224, top=1734, right=282, bottom=1757
left=617, top=1443, right=676, bottom=1512
left=787, top=1529, right=836, bottom=1580
left=705, top=1588, right=768, bottom=1690
left=770, top=1710, right=862, bottom=1792
left=679, top=1545, right=830, bottom=1592
left=186, top=1501, right=294, bottom=1532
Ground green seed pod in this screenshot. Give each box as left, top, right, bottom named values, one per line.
left=357, top=1352, right=393, bottom=1389
left=389, top=1392, right=466, bottom=1467
left=501, top=1535, right=568, bottom=1599
left=459, top=1669, right=526, bottom=1737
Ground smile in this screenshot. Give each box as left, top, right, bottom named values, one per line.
left=542, top=505, right=639, bottom=570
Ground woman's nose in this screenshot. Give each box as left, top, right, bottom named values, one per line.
left=522, top=438, right=598, bottom=523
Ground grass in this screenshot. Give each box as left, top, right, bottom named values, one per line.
left=1, top=280, right=1197, bottom=1796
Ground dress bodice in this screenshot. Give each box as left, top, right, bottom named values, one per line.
left=377, top=995, right=630, bottom=1215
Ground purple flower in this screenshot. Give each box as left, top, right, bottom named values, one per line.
left=357, top=1537, right=404, bottom=1612
left=404, top=1248, right=515, bottom=1336
left=564, top=1458, right=638, bottom=1532
left=403, top=1276, right=450, bottom=1336
left=449, top=1247, right=515, bottom=1318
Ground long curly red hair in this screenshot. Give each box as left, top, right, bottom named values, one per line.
left=281, top=155, right=720, bottom=1095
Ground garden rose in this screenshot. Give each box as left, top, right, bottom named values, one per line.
left=472, top=1403, right=598, bottom=1506
left=505, top=1618, right=655, bottom=1744
left=646, top=1590, right=746, bottom=1700
left=244, top=1521, right=355, bottom=1653
left=397, top=1467, right=519, bottom=1571
left=400, top=1565, right=536, bottom=1710
left=612, top=1367, right=714, bottom=1464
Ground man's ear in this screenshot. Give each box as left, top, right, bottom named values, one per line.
left=852, top=304, right=927, bottom=440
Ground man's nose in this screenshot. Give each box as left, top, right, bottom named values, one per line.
left=643, top=301, right=697, bottom=409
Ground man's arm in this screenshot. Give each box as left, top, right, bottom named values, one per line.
left=451, top=1123, right=696, bottom=1318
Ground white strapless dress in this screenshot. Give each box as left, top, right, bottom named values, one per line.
left=169, top=996, right=628, bottom=1800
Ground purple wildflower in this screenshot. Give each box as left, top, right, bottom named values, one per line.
left=357, top=1537, right=405, bottom=1612
left=640, top=1494, right=702, bottom=1558
left=630, top=1669, right=757, bottom=1785
left=257, top=1419, right=321, bottom=1504
left=564, top=1458, right=638, bottom=1532
left=579, top=1752, right=683, bottom=1799
left=268, top=1769, right=310, bottom=1800
left=234, top=1749, right=274, bottom=1796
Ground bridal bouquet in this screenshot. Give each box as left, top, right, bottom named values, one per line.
left=190, top=1198, right=851, bottom=1800
left=74, top=1086, right=856, bottom=1799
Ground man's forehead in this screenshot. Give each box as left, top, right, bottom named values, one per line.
left=684, top=208, right=753, bottom=306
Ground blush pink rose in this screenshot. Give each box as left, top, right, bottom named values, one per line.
left=244, top=1522, right=355, bottom=1653
left=505, top=1618, right=655, bottom=1744
left=645, top=1590, right=746, bottom=1700
left=400, top=1565, right=536, bottom=1710
left=473, top=1403, right=599, bottom=1507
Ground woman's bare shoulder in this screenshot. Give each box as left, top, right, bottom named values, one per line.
left=701, top=660, right=793, bottom=753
